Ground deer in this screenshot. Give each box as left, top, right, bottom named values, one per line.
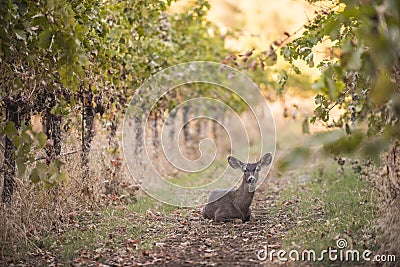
left=202, top=153, right=273, bottom=223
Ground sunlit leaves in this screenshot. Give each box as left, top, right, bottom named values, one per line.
left=277, top=0, right=400, bottom=158
left=313, top=94, right=330, bottom=122
left=323, top=13, right=341, bottom=39
left=280, top=10, right=336, bottom=65
left=315, top=94, right=328, bottom=107
left=277, top=70, right=288, bottom=94
left=314, top=106, right=330, bottom=122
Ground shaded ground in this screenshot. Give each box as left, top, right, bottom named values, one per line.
left=70, top=175, right=302, bottom=266
left=4, top=158, right=378, bottom=267
left=2, top=158, right=379, bottom=266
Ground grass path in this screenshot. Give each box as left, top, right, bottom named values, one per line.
left=4, top=159, right=377, bottom=266
left=68, top=174, right=293, bottom=266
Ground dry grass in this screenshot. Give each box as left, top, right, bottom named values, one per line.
left=353, top=141, right=400, bottom=266
left=375, top=142, right=400, bottom=262
left=0, top=112, right=231, bottom=263
left=0, top=124, right=137, bottom=263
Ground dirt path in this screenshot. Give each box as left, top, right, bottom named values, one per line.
left=71, top=175, right=298, bottom=266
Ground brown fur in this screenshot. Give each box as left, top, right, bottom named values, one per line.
left=202, top=153, right=272, bottom=223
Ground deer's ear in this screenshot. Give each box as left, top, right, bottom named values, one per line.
left=228, top=156, right=245, bottom=170
left=257, top=153, right=272, bottom=168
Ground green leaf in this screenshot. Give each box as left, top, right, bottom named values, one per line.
left=30, top=168, right=40, bottom=183
left=346, top=46, right=363, bottom=70
left=323, top=16, right=340, bottom=39
left=276, top=70, right=288, bottom=94
left=314, top=94, right=324, bottom=105
left=14, top=29, right=26, bottom=41
left=38, top=30, right=52, bottom=49
left=12, top=135, right=21, bottom=148
left=19, top=143, right=30, bottom=155
left=47, top=0, right=54, bottom=11
left=16, top=158, right=26, bottom=176
left=78, top=53, right=89, bottom=67
left=21, top=131, right=32, bottom=143
left=43, top=180, right=55, bottom=190
left=59, top=65, right=68, bottom=87
left=4, top=121, right=17, bottom=139
left=36, top=162, right=48, bottom=180
left=37, top=132, right=47, bottom=148
left=54, top=159, right=64, bottom=169
left=57, top=170, right=69, bottom=183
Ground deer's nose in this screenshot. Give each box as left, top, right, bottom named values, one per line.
left=247, top=176, right=256, bottom=183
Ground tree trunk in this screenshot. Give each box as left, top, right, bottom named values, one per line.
left=152, top=110, right=159, bottom=150
left=134, top=115, right=143, bottom=158
left=105, top=116, right=122, bottom=196
left=1, top=100, right=20, bottom=203
left=108, top=118, right=119, bottom=152
left=182, top=105, right=190, bottom=143
left=45, top=111, right=62, bottom=165
left=196, top=118, right=202, bottom=142
left=81, top=89, right=95, bottom=180
left=212, top=118, right=218, bottom=140
left=169, top=111, right=176, bottom=141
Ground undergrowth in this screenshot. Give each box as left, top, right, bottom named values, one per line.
left=277, top=159, right=378, bottom=265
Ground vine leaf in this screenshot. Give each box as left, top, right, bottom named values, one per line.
left=38, top=30, right=52, bottom=49
left=4, top=121, right=17, bottom=139
left=14, top=29, right=26, bottom=41
left=37, top=132, right=47, bottom=148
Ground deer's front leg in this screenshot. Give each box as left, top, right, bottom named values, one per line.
left=243, top=207, right=254, bottom=223
left=231, top=202, right=248, bottom=222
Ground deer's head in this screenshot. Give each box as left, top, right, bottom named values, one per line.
left=228, top=153, right=272, bottom=192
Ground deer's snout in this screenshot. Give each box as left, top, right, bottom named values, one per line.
left=247, top=175, right=256, bottom=183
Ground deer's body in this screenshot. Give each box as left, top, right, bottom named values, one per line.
left=202, top=183, right=255, bottom=222
left=202, top=153, right=272, bottom=223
